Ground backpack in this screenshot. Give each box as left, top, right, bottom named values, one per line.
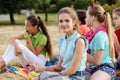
left=38, top=71, right=70, bottom=80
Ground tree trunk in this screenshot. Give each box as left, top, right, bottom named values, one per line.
left=8, top=8, right=15, bottom=24
left=45, top=8, right=48, bottom=21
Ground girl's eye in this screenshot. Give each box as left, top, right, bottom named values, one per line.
left=65, top=19, right=70, bottom=22
left=59, top=20, right=63, bottom=23
left=113, top=17, right=117, bottom=20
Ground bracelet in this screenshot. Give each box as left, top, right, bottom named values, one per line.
left=46, top=66, right=54, bottom=71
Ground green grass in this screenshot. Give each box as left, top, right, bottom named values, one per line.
left=0, top=13, right=57, bottom=26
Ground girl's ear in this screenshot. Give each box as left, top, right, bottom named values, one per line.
left=92, top=15, right=97, bottom=21
left=92, top=15, right=95, bottom=20
left=79, top=20, right=81, bottom=25
left=34, top=25, right=38, bottom=29
left=72, top=20, right=76, bottom=26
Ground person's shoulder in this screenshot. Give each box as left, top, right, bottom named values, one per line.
left=38, top=32, right=46, bottom=37
left=115, top=29, right=120, bottom=33
left=37, top=32, right=47, bottom=40
left=95, top=31, right=106, bottom=36
left=58, top=36, right=65, bottom=48
left=94, top=31, right=107, bottom=40
left=59, top=36, right=65, bottom=42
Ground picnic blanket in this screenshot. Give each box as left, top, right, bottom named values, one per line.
left=4, top=65, right=39, bottom=80
left=5, top=65, right=30, bottom=80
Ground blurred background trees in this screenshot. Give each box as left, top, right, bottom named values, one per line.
left=0, top=0, right=38, bottom=24
left=0, top=0, right=119, bottom=25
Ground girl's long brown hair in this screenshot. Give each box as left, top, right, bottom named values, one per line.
left=26, top=15, right=53, bottom=60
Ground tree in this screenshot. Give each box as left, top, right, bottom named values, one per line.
left=56, top=0, right=72, bottom=11
left=115, top=0, right=120, bottom=7
left=73, top=0, right=90, bottom=10
left=50, top=0, right=57, bottom=4
left=37, top=0, right=50, bottom=21
left=0, top=0, right=38, bottom=24
left=97, top=0, right=116, bottom=5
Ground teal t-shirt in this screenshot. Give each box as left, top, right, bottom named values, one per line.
left=21, top=31, right=47, bottom=56
left=89, top=31, right=112, bottom=68
left=58, top=31, right=88, bottom=71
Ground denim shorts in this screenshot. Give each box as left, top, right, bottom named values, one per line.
left=69, top=71, right=87, bottom=80
left=90, top=63, right=116, bottom=80
left=69, top=76, right=84, bottom=80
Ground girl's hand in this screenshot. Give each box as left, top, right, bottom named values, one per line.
left=9, top=38, right=16, bottom=45
left=25, top=32, right=31, bottom=44
left=32, top=63, right=47, bottom=73
left=14, top=47, right=22, bottom=56
left=9, top=37, right=22, bottom=56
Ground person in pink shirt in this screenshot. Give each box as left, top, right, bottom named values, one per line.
left=76, top=10, right=89, bottom=36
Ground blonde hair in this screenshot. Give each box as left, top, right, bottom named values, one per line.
left=58, top=7, right=80, bottom=33
left=113, top=7, right=120, bottom=16
left=88, top=5, right=115, bottom=61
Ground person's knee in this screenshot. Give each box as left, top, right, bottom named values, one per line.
left=90, top=70, right=111, bottom=80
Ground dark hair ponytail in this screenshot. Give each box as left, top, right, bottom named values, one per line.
left=37, top=16, right=53, bottom=60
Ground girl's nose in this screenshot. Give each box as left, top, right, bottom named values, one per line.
left=62, top=21, right=66, bottom=25
left=25, top=27, right=29, bottom=31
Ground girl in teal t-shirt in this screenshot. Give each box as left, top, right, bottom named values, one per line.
left=85, top=4, right=116, bottom=80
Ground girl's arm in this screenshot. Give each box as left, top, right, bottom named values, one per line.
left=61, top=38, right=85, bottom=76
left=9, top=35, right=23, bottom=56
left=9, top=35, right=23, bottom=44
left=87, top=32, right=105, bottom=66
left=25, top=32, right=37, bottom=54
left=33, top=56, right=63, bottom=72
left=25, top=32, right=45, bottom=56
left=114, top=33, right=120, bottom=63
left=87, top=50, right=104, bottom=66
left=48, top=56, right=63, bottom=70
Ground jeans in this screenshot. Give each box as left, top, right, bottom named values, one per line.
left=69, top=71, right=85, bottom=80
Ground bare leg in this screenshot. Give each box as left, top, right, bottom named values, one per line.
left=90, top=70, right=111, bottom=80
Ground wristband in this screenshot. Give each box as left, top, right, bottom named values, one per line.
left=46, top=66, right=54, bottom=71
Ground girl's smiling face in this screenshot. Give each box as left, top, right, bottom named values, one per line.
left=113, top=13, right=120, bottom=29
left=25, top=20, right=37, bottom=34
left=58, top=13, right=75, bottom=33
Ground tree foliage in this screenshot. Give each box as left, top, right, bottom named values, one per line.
left=0, top=0, right=38, bottom=24
left=56, top=0, right=73, bottom=11
left=73, top=0, right=91, bottom=10
left=38, top=0, right=50, bottom=9
left=96, top=0, right=116, bottom=5
left=37, top=0, right=51, bottom=21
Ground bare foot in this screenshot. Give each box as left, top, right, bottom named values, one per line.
left=33, top=63, right=46, bottom=72
left=0, top=60, right=6, bottom=68
left=26, top=65, right=34, bottom=71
